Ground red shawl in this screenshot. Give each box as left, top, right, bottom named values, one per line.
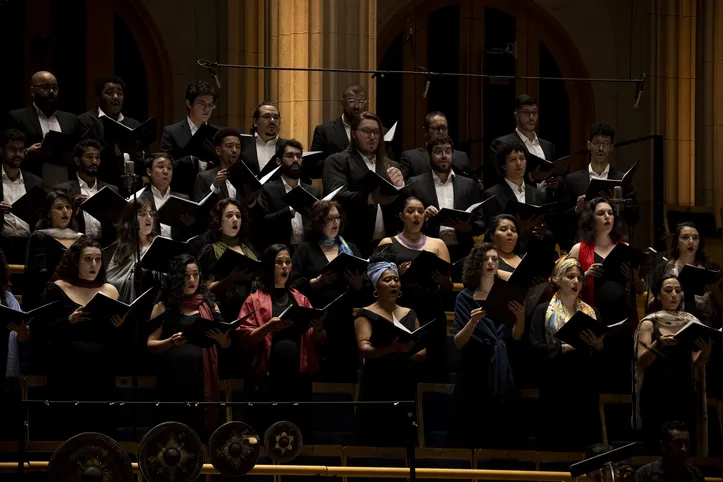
left=182, top=294, right=219, bottom=429
left=578, top=241, right=597, bottom=305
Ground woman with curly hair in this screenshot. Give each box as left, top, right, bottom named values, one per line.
left=147, top=254, right=230, bottom=437
left=106, top=197, right=160, bottom=303
left=290, top=200, right=365, bottom=381
left=35, top=235, right=124, bottom=437
left=23, top=190, right=83, bottom=310
left=451, top=242, right=524, bottom=448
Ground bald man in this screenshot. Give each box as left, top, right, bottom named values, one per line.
left=3, top=71, right=81, bottom=188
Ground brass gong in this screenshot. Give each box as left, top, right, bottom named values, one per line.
left=208, top=421, right=260, bottom=477
left=263, top=421, right=303, bottom=463
left=137, top=421, right=203, bottom=482
left=48, top=432, right=132, bottom=482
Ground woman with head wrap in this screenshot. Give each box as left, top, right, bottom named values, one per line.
left=354, top=252, right=426, bottom=447
left=529, top=256, right=604, bottom=451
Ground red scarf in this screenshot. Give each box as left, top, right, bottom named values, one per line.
left=181, top=294, right=219, bottom=429
left=578, top=241, right=597, bottom=306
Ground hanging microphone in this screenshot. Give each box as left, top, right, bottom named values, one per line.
left=198, top=60, right=222, bottom=89
left=123, top=153, right=135, bottom=191
left=423, top=78, right=431, bottom=98
left=633, top=73, right=645, bottom=109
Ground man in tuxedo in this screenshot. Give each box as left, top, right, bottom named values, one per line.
left=4, top=71, right=81, bottom=188
left=78, top=74, right=143, bottom=191
left=400, top=111, right=471, bottom=180
left=243, top=101, right=286, bottom=178
left=0, top=129, right=44, bottom=264
left=54, top=139, right=119, bottom=247
left=160, top=80, right=218, bottom=196
left=256, top=139, right=320, bottom=251
left=310, top=84, right=368, bottom=179
left=135, top=153, right=194, bottom=241
left=322, top=112, right=404, bottom=257
left=485, top=139, right=546, bottom=214
left=564, top=122, right=638, bottom=225
left=489, top=95, right=559, bottom=192
left=193, top=127, right=251, bottom=204
left=405, top=136, right=484, bottom=261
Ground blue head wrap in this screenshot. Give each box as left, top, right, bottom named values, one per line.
left=367, top=261, right=398, bottom=288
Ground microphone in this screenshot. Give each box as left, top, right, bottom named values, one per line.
left=633, top=73, right=645, bottom=109
left=423, top=77, right=431, bottom=98
left=198, top=59, right=222, bottom=89
left=613, top=185, right=623, bottom=202
left=123, top=153, right=135, bottom=192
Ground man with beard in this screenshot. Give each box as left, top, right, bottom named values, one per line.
left=400, top=112, right=471, bottom=180
left=310, top=84, right=369, bottom=179
left=243, top=101, right=287, bottom=178
left=322, top=111, right=404, bottom=257
left=54, top=139, right=120, bottom=246
left=0, top=129, right=44, bottom=264
left=3, top=71, right=82, bottom=188
left=404, top=135, right=484, bottom=261
left=255, top=139, right=320, bottom=251
left=78, top=74, right=144, bottom=192
left=193, top=127, right=249, bottom=204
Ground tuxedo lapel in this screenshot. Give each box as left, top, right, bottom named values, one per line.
left=452, top=175, right=464, bottom=209
left=26, top=108, right=43, bottom=140
left=348, top=151, right=370, bottom=174
left=242, top=143, right=260, bottom=174
left=178, top=120, right=192, bottom=148
left=333, top=118, right=349, bottom=149
left=422, top=173, right=439, bottom=208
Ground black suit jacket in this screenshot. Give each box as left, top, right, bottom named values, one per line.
left=78, top=107, right=142, bottom=189
left=563, top=167, right=639, bottom=227
left=241, top=137, right=287, bottom=179
left=404, top=172, right=484, bottom=251
left=489, top=131, right=556, bottom=185
left=0, top=170, right=44, bottom=233
left=54, top=179, right=119, bottom=246
left=321, top=151, right=402, bottom=257
left=484, top=180, right=546, bottom=216
left=138, top=186, right=194, bottom=241
left=192, top=166, right=244, bottom=204
left=399, top=147, right=472, bottom=180
left=255, top=179, right=320, bottom=250
left=310, top=117, right=349, bottom=178
left=160, top=119, right=217, bottom=197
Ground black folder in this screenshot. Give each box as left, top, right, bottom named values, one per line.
left=41, top=130, right=83, bottom=155
left=229, top=160, right=281, bottom=191
left=673, top=320, right=721, bottom=352
left=182, top=311, right=256, bottom=348
left=434, top=198, right=493, bottom=225
left=505, top=200, right=567, bottom=221
left=212, top=248, right=261, bottom=280
left=300, top=151, right=328, bottom=180
left=320, top=252, right=369, bottom=277
left=678, top=264, right=721, bottom=296
left=102, top=116, right=158, bottom=145
left=157, top=191, right=215, bottom=228
left=476, top=278, right=528, bottom=325
left=508, top=250, right=557, bottom=289
left=11, top=186, right=47, bottom=226
left=279, top=304, right=325, bottom=324
left=358, top=170, right=416, bottom=197
left=80, top=186, right=128, bottom=224
left=82, top=287, right=157, bottom=322
left=601, top=243, right=641, bottom=283
left=401, top=250, right=453, bottom=282
left=367, top=313, right=435, bottom=356
left=527, top=153, right=573, bottom=182
left=282, top=185, right=343, bottom=216
left=1, top=301, right=59, bottom=328
left=586, top=161, right=639, bottom=199
left=140, top=236, right=190, bottom=273
left=182, top=124, right=219, bottom=162
left=553, top=312, right=626, bottom=350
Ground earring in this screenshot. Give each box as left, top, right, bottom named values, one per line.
left=397, top=290, right=403, bottom=298
left=373, top=290, right=379, bottom=298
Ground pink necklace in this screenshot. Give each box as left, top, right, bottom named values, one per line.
left=398, top=232, right=426, bottom=250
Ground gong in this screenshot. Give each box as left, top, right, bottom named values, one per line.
left=208, top=421, right=260, bottom=477
left=137, top=421, right=204, bottom=482
left=263, top=421, right=303, bottom=463
left=48, top=432, right=133, bottom=482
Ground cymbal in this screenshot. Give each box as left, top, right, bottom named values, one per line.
left=137, top=421, right=203, bottom=482
left=48, top=432, right=132, bottom=482
left=263, top=421, right=303, bottom=463
left=208, top=421, right=260, bottom=477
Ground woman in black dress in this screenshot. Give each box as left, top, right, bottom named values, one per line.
left=377, top=196, right=451, bottom=381
left=291, top=200, right=365, bottom=381
left=452, top=243, right=525, bottom=449
left=35, top=236, right=125, bottom=437
left=634, top=274, right=713, bottom=454
left=529, top=257, right=604, bottom=451
left=147, top=254, right=231, bottom=437
left=354, top=252, right=426, bottom=446
left=24, top=190, right=83, bottom=310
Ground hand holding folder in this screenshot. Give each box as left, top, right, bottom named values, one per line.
left=181, top=311, right=256, bottom=348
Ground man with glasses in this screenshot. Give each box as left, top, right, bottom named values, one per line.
left=3, top=71, right=82, bottom=188
left=243, top=101, right=287, bottom=178
left=255, top=139, right=320, bottom=251
left=489, top=95, right=556, bottom=188
left=160, top=81, right=218, bottom=196
left=400, top=111, right=471, bottom=180
left=311, top=85, right=369, bottom=179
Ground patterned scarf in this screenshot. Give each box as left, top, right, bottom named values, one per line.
left=213, top=233, right=240, bottom=259
left=320, top=235, right=353, bottom=256
left=544, top=291, right=597, bottom=344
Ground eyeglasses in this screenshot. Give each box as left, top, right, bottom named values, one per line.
left=282, top=153, right=302, bottom=160
left=194, top=101, right=216, bottom=110
left=517, top=109, right=538, bottom=117
left=432, top=148, right=453, bottom=156
left=356, top=128, right=381, bottom=138
left=33, top=84, right=59, bottom=93
left=680, top=234, right=700, bottom=241
left=429, top=126, right=448, bottom=133
left=259, top=113, right=280, bottom=121
left=138, top=211, right=157, bottom=219
left=326, top=216, right=342, bottom=223
left=344, top=99, right=368, bottom=107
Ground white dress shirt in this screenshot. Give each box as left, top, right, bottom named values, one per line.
left=2, top=169, right=30, bottom=238
left=342, top=115, right=352, bottom=141
left=504, top=177, right=526, bottom=203
left=516, top=128, right=546, bottom=159
left=78, top=175, right=102, bottom=239
left=362, top=154, right=387, bottom=240
left=187, top=117, right=208, bottom=172
left=255, top=134, right=279, bottom=173
left=588, top=162, right=610, bottom=180
left=282, top=177, right=305, bottom=246
left=151, top=185, right=173, bottom=238
left=33, top=103, right=61, bottom=137
left=433, top=171, right=457, bottom=245
left=209, top=173, right=237, bottom=201
left=97, top=107, right=125, bottom=123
